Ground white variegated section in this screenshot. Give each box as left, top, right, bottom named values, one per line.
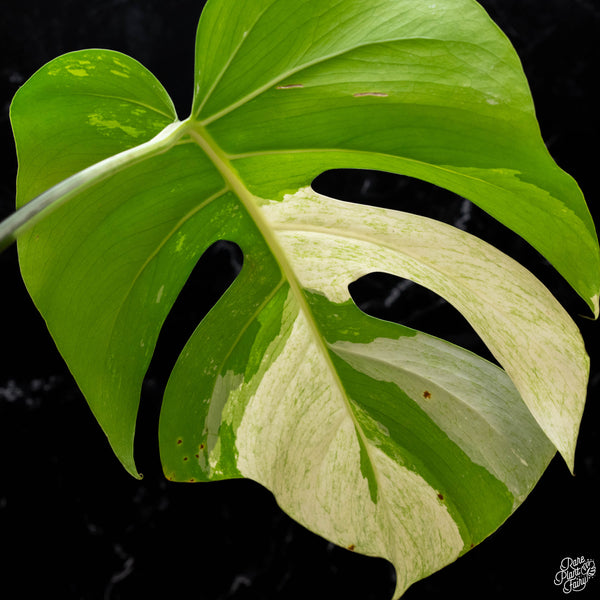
left=223, top=291, right=463, bottom=598
left=332, top=332, right=555, bottom=507
left=204, top=370, right=244, bottom=474
left=260, top=187, right=588, bottom=471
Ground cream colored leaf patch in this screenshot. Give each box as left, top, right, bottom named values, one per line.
left=227, top=299, right=465, bottom=598
left=261, top=187, right=588, bottom=470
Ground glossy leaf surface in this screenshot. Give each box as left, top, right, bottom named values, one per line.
left=9, top=0, right=598, bottom=596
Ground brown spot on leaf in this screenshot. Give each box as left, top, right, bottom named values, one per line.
left=176, top=438, right=183, bottom=445
left=437, top=493, right=444, bottom=500
left=183, top=457, right=189, bottom=462
left=347, top=544, right=355, bottom=551
left=199, top=443, right=205, bottom=450
left=423, top=390, right=432, bottom=399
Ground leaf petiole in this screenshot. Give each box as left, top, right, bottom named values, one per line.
left=0, top=119, right=189, bottom=252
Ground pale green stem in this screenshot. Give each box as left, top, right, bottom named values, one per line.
left=0, top=120, right=190, bottom=252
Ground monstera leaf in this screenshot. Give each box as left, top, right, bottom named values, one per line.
left=3, top=0, right=598, bottom=596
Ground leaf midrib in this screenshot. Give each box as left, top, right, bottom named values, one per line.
left=188, top=121, right=388, bottom=507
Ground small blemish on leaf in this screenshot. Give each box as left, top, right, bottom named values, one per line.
left=176, top=438, right=183, bottom=445
left=189, top=478, right=196, bottom=482
left=423, top=390, right=432, bottom=399
left=276, top=84, right=304, bottom=89
left=183, top=457, right=189, bottom=462
left=470, top=543, right=475, bottom=548
left=199, top=443, right=205, bottom=450
left=353, top=92, right=388, bottom=97
left=347, top=544, right=355, bottom=551
left=437, top=493, right=444, bottom=500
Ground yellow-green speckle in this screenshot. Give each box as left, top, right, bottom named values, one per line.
left=175, top=233, right=187, bottom=253
left=88, top=112, right=144, bottom=138
left=67, top=68, right=90, bottom=77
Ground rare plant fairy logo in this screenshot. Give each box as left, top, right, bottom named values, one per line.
left=554, top=556, right=596, bottom=593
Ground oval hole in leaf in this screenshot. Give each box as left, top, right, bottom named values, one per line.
left=145, top=240, right=243, bottom=387
left=312, top=169, right=577, bottom=296
left=349, top=274, right=496, bottom=364
left=312, top=169, right=468, bottom=223
left=313, top=170, right=496, bottom=361
left=312, top=169, right=551, bottom=272
left=315, top=168, right=585, bottom=336
left=136, top=240, right=243, bottom=470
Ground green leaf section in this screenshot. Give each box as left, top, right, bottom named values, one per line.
left=8, top=0, right=598, bottom=596
left=192, top=0, right=599, bottom=315
left=13, top=49, right=177, bottom=202
left=12, top=50, right=202, bottom=475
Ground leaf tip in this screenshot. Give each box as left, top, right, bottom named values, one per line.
left=123, top=460, right=143, bottom=480
left=114, top=447, right=142, bottom=480
left=558, top=440, right=577, bottom=476
left=591, top=293, right=599, bottom=320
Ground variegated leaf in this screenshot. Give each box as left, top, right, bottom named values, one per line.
left=158, top=187, right=567, bottom=596
left=6, top=0, right=598, bottom=596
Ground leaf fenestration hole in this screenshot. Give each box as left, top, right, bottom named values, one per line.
left=146, top=240, right=243, bottom=387
left=313, top=168, right=585, bottom=314
left=136, top=240, right=243, bottom=474
left=348, top=273, right=496, bottom=364
left=313, top=169, right=501, bottom=361
left=314, top=168, right=583, bottom=359
left=312, top=169, right=470, bottom=223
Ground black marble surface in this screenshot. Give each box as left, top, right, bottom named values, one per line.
left=1, top=1, right=598, bottom=598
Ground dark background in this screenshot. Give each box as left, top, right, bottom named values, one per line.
left=0, top=1, right=598, bottom=598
